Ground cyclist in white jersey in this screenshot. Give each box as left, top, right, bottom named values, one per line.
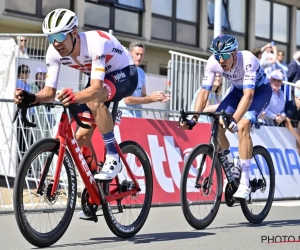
left=14, top=9, right=138, bottom=182
left=181, top=34, right=272, bottom=199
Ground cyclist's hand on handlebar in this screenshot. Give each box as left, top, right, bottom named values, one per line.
left=228, top=119, right=238, bottom=133
left=56, top=89, right=76, bottom=106
left=180, top=117, right=198, bottom=130
left=14, top=89, right=36, bottom=106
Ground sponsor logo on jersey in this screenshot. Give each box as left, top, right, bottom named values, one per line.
left=223, top=73, right=237, bottom=79
left=84, top=59, right=92, bottom=63
left=245, top=64, right=252, bottom=70
left=112, top=72, right=126, bottom=82
left=62, top=61, right=72, bottom=65
left=94, top=67, right=105, bottom=72
left=112, top=48, right=123, bottom=55
left=105, top=65, right=111, bottom=71
left=95, top=54, right=105, bottom=61
left=60, top=58, right=70, bottom=61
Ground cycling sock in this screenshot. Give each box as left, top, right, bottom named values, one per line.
left=240, top=159, right=251, bottom=187
left=101, top=130, right=117, bottom=155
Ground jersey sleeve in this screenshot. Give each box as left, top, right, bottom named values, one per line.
left=202, top=55, right=218, bottom=91
left=242, top=51, right=260, bottom=90
left=88, top=33, right=110, bottom=81
left=45, top=45, right=61, bottom=89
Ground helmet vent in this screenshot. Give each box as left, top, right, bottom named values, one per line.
left=56, top=11, right=66, bottom=27
left=48, top=11, right=55, bottom=29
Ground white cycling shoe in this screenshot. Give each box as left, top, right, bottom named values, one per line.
left=233, top=183, right=251, bottom=200
left=94, top=154, right=121, bottom=181
left=77, top=210, right=92, bottom=220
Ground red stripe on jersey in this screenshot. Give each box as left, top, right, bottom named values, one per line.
left=97, top=30, right=111, bottom=40
left=105, top=55, right=113, bottom=63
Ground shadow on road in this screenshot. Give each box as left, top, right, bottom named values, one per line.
left=207, top=219, right=300, bottom=230
left=46, top=231, right=215, bottom=248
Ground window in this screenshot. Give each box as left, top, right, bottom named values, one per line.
left=255, top=0, right=289, bottom=43
left=84, top=0, right=144, bottom=35
left=297, top=9, right=300, bottom=47
left=255, top=0, right=290, bottom=60
left=151, top=0, right=199, bottom=46
left=207, top=0, right=247, bottom=50
left=207, top=0, right=229, bottom=29
left=5, top=0, right=71, bottom=18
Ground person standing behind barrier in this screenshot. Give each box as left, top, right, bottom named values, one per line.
left=190, top=73, right=223, bottom=123
left=260, top=71, right=286, bottom=126
left=15, top=36, right=29, bottom=59
left=16, top=64, right=32, bottom=164
left=287, top=51, right=300, bottom=93
left=284, top=81, right=300, bottom=154
left=118, top=41, right=170, bottom=118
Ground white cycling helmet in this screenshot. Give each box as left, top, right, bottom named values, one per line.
left=43, top=8, right=78, bottom=35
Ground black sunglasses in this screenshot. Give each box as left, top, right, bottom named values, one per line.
left=22, top=70, right=30, bottom=74
left=20, top=39, right=27, bottom=42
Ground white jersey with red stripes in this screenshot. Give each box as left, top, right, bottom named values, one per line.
left=45, top=30, right=134, bottom=89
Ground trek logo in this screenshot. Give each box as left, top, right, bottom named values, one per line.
left=245, top=64, right=252, bottom=70
left=112, top=48, right=123, bottom=55
left=95, top=54, right=105, bottom=61
left=105, top=65, right=111, bottom=71
left=71, top=138, right=93, bottom=184
left=112, top=72, right=126, bottom=82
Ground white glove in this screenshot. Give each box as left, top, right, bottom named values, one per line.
left=229, top=120, right=238, bottom=132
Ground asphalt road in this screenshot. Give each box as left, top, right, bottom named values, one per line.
left=1, top=201, right=300, bottom=250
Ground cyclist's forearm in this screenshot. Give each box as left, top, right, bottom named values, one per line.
left=35, top=87, right=56, bottom=103
left=233, top=94, right=253, bottom=122
left=124, top=96, right=152, bottom=105
left=194, top=89, right=209, bottom=118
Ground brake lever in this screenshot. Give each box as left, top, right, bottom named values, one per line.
left=68, top=104, right=91, bottom=129
left=178, top=109, right=187, bottom=128
left=20, top=107, right=36, bottom=128
left=12, top=107, right=20, bottom=123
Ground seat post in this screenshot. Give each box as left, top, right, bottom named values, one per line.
left=111, top=101, right=119, bottom=125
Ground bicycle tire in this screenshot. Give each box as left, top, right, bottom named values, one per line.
left=240, top=145, right=275, bottom=223
left=13, top=138, right=77, bottom=248
left=180, top=144, right=223, bottom=230
left=102, top=140, right=153, bottom=238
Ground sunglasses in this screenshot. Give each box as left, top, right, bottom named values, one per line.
left=47, top=31, right=71, bottom=44
left=22, top=70, right=30, bottom=74
left=214, top=53, right=232, bottom=61
left=20, top=39, right=27, bottom=42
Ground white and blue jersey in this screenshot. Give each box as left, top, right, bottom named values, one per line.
left=201, top=50, right=272, bottom=125
left=202, top=51, right=269, bottom=90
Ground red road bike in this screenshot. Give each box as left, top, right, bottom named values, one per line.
left=13, top=102, right=153, bottom=248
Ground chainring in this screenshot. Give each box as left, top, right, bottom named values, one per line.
left=81, top=187, right=99, bottom=217
left=224, top=182, right=237, bottom=207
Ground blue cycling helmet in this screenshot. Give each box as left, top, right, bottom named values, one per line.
left=210, top=34, right=238, bottom=54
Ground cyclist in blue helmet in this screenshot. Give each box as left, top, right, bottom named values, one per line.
left=180, top=34, right=272, bottom=200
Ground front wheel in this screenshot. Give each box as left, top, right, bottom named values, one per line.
left=13, top=138, right=77, bottom=248
left=240, top=145, right=275, bottom=223
left=101, top=140, right=153, bottom=238
left=180, top=144, right=223, bottom=230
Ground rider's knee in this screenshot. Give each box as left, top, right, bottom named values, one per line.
left=87, top=99, right=106, bottom=113
left=76, top=127, right=92, bottom=144
left=237, top=120, right=251, bottom=137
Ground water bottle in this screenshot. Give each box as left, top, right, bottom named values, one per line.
left=81, top=146, right=97, bottom=172
left=218, top=149, right=235, bottom=183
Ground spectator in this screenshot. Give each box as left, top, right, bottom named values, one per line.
left=190, top=73, right=223, bottom=123
left=119, top=41, right=170, bottom=118
left=251, top=48, right=262, bottom=60
left=16, top=64, right=32, bottom=164
left=31, top=67, right=47, bottom=93
left=260, top=71, right=286, bottom=126
left=15, top=36, right=29, bottom=59
left=16, top=64, right=31, bottom=91
left=260, top=43, right=277, bottom=70
left=287, top=51, right=300, bottom=84
left=276, top=50, right=288, bottom=81
left=284, top=80, right=300, bottom=154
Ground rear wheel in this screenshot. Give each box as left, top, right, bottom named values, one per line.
left=240, top=145, right=275, bottom=223
left=13, top=138, right=77, bottom=248
left=102, top=140, right=153, bottom=238
left=180, top=144, right=223, bottom=230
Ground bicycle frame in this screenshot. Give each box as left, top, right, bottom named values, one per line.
left=37, top=111, right=141, bottom=206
